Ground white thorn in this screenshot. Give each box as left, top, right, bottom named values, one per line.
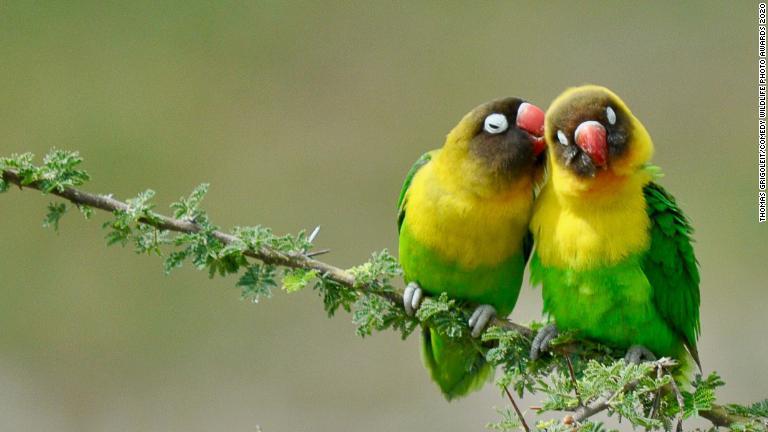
left=308, top=225, right=321, bottom=243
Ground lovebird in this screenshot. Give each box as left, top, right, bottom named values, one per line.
left=529, top=85, right=701, bottom=376
left=397, top=97, right=546, bottom=399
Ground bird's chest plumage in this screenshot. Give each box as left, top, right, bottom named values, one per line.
left=397, top=166, right=531, bottom=313
left=402, top=166, right=530, bottom=269
left=529, top=182, right=677, bottom=351
left=530, top=183, right=651, bottom=270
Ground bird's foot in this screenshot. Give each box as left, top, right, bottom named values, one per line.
left=530, top=323, right=559, bottom=360
left=624, top=345, right=657, bottom=364
left=468, top=304, right=496, bottom=338
left=403, top=282, right=423, bottom=316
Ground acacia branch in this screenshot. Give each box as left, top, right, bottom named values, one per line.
left=700, top=405, right=754, bottom=429
left=575, top=398, right=746, bottom=430
left=2, top=169, right=531, bottom=336
left=573, top=359, right=673, bottom=423
left=569, top=358, right=750, bottom=429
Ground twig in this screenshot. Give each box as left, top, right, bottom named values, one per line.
left=504, top=385, right=530, bottom=432
left=305, top=249, right=331, bottom=257
left=564, top=355, right=583, bottom=407
left=648, top=362, right=664, bottom=422
left=573, top=386, right=623, bottom=422
left=1, top=168, right=533, bottom=337
left=668, top=375, right=685, bottom=432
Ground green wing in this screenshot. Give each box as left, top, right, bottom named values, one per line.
left=642, top=182, right=701, bottom=367
left=397, top=150, right=436, bottom=232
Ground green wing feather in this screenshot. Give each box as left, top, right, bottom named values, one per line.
left=397, top=150, right=436, bottom=232
left=642, top=182, right=701, bottom=367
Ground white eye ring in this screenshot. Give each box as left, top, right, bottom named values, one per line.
left=483, top=113, right=508, bottom=134
left=557, top=130, right=569, bottom=146
left=606, top=106, right=616, bottom=125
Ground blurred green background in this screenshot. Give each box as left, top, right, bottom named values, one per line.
left=0, top=1, right=764, bottom=431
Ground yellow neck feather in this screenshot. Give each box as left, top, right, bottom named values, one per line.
left=531, top=162, right=653, bottom=270
left=404, top=151, right=533, bottom=268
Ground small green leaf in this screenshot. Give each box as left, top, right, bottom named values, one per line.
left=683, top=372, right=726, bottom=418
left=171, top=183, right=210, bottom=223
left=38, top=149, right=90, bottom=192
left=486, top=406, right=523, bottom=431
left=77, top=204, right=93, bottom=219
left=415, top=292, right=465, bottom=339
left=43, top=202, right=67, bottom=231
left=163, top=249, right=189, bottom=274
left=102, top=189, right=160, bottom=247
left=314, top=278, right=357, bottom=317
left=282, top=269, right=318, bottom=293
left=351, top=293, right=416, bottom=339
left=347, top=249, right=401, bottom=290
left=134, top=224, right=169, bottom=256
left=237, top=264, right=277, bottom=302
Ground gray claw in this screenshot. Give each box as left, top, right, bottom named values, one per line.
left=403, top=282, right=423, bottom=316
left=530, top=323, right=558, bottom=360
left=624, top=345, right=657, bottom=364
left=468, top=304, right=496, bottom=338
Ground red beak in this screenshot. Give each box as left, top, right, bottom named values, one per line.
left=516, top=102, right=546, bottom=156
left=574, top=121, right=608, bottom=167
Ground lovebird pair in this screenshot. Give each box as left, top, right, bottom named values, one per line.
left=397, top=85, right=700, bottom=400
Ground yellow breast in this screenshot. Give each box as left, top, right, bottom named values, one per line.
left=404, top=160, right=532, bottom=269
left=530, top=166, right=652, bottom=270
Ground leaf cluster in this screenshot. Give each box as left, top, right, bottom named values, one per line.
left=1, top=150, right=93, bottom=231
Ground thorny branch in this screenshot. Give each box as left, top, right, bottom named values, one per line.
left=2, top=168, right=533, bottom=342
left=572, top=359, right=675, bottom=423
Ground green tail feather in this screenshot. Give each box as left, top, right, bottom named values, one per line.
left=420, top=327, right=493, bottom=400
left=671, top=345, right=699, bottom=390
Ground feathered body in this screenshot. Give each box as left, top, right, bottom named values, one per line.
left=398, top=98, right=544, bottom=398
left=530, top=86, right=701, bottom=374
left=400, top=154, right=533, bottom=311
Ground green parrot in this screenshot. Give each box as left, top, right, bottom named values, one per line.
left=397, top=97, right=546, bottom=399
left=528, top=85, right=701, bottom=377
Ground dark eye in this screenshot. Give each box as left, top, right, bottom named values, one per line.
left=483, top=113, right=508, bottom=134
left=606, top=106, right=616, bottom=125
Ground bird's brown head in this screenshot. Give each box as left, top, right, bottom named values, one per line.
left=545, top=85, right=653, bottom=181
left=443, top=97, right=546, bottom=187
